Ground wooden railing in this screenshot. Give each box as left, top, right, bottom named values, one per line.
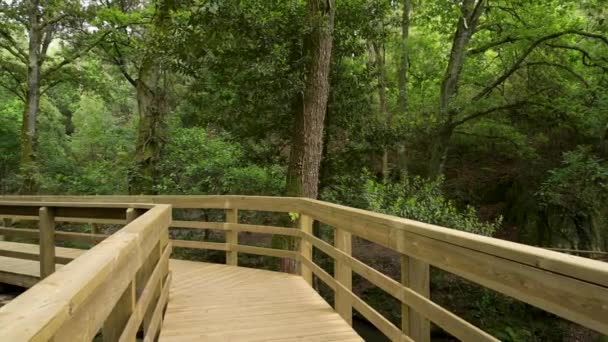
left=1, top=195, right=607, bottom=341
left=0, top=201, right=172, bottom=341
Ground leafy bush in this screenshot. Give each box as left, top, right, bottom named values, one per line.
left=156, top=126, right=284, bottom=195
left=537, top=146, right=608, bottom=250
left=325, top=171, right=500, bottom=236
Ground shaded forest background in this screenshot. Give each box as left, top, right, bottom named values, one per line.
left=1, top=0, right=608, bottom=340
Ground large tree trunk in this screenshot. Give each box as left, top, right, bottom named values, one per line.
left=285, top=0, right=336, bottom=199
left=130, top=59, right=167, bottom=194
left=19, top=0, right=42, bottom=194
left=429, top=0, right=485, bottom=177
left=129, top=1, right=170, bottom=195
left=281, top=0, right=335, bottom=274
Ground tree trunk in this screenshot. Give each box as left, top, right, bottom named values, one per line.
left=129, top=1, right=170, bottom=195
left=397, top=0, right=411, bottom=112
left=373, top=42, right=391, bottom=180
left=286, top=0, right=336, bottom=199
left=397, top=0, right=412, bottom=176
left=282, top=0, right=335, bottom=274
left=20, top=0, right=42, bottom=194
left=130, top=61, right=167, bottom=195
left=430, top=0, right=485, bottom=177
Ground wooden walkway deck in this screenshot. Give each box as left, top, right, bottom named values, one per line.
left=160, top=260, right=362, bottom=341
left=0, top=242, right=361, bottom=341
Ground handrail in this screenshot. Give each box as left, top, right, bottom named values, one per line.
left=1, top=195, right=607, bottom=341
left=0, top=201, right=172, bottom=341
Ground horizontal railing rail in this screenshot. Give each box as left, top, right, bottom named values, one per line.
left=0, top=201, right=172, bottom=342
left=1, top=195, right=607, bottom=341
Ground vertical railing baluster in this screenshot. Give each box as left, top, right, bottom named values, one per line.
left=225, top=208, right=238, bottom=266
left=401, top=255, right=430, bottom=342
left=39, top=207, right=55, bottom=279
left=334, top=227, right=352, bottom=325
left=299, top=214, right=313, bottom=285
left=103, top=207, right=139, bottom=341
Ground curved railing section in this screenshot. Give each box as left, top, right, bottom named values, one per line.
left=0, top=195, right=606, bottom=341
left=0, top=201, right=172, bottom=341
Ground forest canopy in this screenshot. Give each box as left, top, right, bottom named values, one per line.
left=2, top=0, right=608, bottom=339
left=2, top=0, right=607, bottom=250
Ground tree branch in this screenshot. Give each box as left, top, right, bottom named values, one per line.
left=111, top=42, right=137, bottom=87
left=40, top=79, right=65, bottom=95
left=41, top=30, right=114, bottom=79
left=452, top=100, right=529, bottom=127
left=0, top=81, right=25, bottom=102
left=525, top=61, right=589, bottom=87
left=468, top=35, right=522, bottom=55
left=472, top=29, right=608, bottom=101
left=0, top=38, right=27, bottom=64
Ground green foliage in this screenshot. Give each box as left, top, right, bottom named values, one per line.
left=155, top=126, right=284, bottom=195
left=362, top=173, right=500, bottom=236
left=0, top=97, right=22, bottom=192
left=537, top=147, right=608, bottom=250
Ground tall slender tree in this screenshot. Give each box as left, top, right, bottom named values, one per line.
left=286, top=0, right=336, bottom=199
left=0, top=0, right=109, bottom=192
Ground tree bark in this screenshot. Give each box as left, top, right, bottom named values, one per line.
left=129, top=1, right=170, bottom=195
left=19, top=0, right=42, bottom=193
left=282, top=0, right=335, bottom=274
left=286, top=0, right=336, bottom=199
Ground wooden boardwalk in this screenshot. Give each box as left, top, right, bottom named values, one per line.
left=160, top=260, right=362, bottom=341
left=0, top=241, right=85, bottom=287
left=0, top=242, right=361, bottom=341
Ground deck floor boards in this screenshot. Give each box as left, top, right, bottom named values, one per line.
left=160, top=260, right=362, bottom=341
left=0, top=242, right=362, bottom=341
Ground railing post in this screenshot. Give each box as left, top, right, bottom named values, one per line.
left=401, top=255, right=430, bottom=342
left=225, top=208, right=238, bottom=266
left=334, top=227, right=352, bottom=325
left=39, top=207, right=55, bottom=279
left=103, top=281, right=136, bottom=341
left=103, top=207, right=140, bottom=341
left=299, top=214, right=313, bottom=285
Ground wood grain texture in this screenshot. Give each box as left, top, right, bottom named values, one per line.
left=159, top=259, right=362, bottom=341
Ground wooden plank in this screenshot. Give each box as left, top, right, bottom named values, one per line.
left=297, top=199, right=608, bottom=334
left=301, top=232, right=498, bottom=341
left=335, top=227, right=352, bottom=325
left=300, top=215, right=313, bottom=285
left=0, top=241, right=84, bottom=264
left=225, top=209, right=238, bottom=266
left=39, top=207, right=55, bottom=279
left=0, top=204, right=171, bottom=341
left=172, top=221, right=302, bottom=237
left=172, top=239, right=228, bottom=251
left=297, top=199, right=608, bottom=287
left=171, top=220, right=225, bottom=230
left=119, top=243, right=171, bottom=342
left=300, top=256, right=409, bottom=342
left=102, top=281, right=136, bottom=342
left=143, top=272, right=171, bottom=342
left=0, top=226, right=108, bottom=244
left=225, top=223, right=302, bottom=237
left=1, top=195, right=300, bottom=212
left=401, top=255, right=430, bottom=342
left=159, top=260, right=361, bottom=341
left=235, top=245, right=298, bottom=260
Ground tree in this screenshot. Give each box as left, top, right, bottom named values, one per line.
left=286, top=0, right=336, bottom=199
left=95, top=0, right=174, bottom=194
left=0, top=0, right=110, bottom=192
